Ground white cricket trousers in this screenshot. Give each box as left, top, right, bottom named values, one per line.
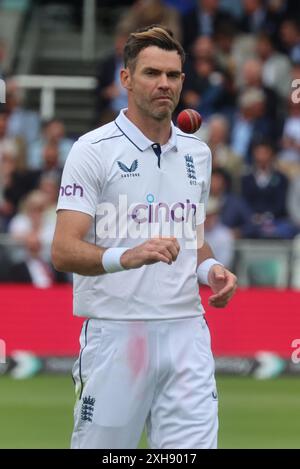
left=71, top=316, right=218, bottom=449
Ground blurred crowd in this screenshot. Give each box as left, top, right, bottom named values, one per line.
left=1, top=0, right=300, bottom=284
left=96, top=0, right=300, bottom=268
left=0, top=78, right=73, bottom=284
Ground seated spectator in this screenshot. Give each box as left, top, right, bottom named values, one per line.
left=28, top=119, right=74, bottom=170
left=204, top=196, right=235, bottom=268
left=0, top=110, right=21, bottom=159
left=238, top=58, right=280, bottom=120
left=181, top=38, right=226, bottom=119
left=38, top=172, right=60, bottom=210
left=214, top=15, right=239, bottom=75
left=0, top=139, right=36, bottom=229
left=38, top=172, right=60, bottom=240
left=239, top=0, right=281, bottom=36
left=39, top=141, right=63, bottom=181
left=279, top=98, right=300, bottom=163
left=210, top=167, right=255, bottom=238
left=287, top=175, right=300, bottom=230
left=5, top=78, right=41, bottom=147
left=181, top=0, right=234, bottom=52
left=95, top=27, right=129, bottom=125
left=8, top=234, right=68, bottom=287
left=255, top=32, right=292, bottom=100
left=118, top=0, right=182, bottom=41
left=241, top=139, right=297, bottom=239
left=206, top=114, right=243, bottom=191
left=231, top=87, right=277, bottom=163
left=279, top=18, right=300, bottom=63
left=8, top=189, right=56, bottom=261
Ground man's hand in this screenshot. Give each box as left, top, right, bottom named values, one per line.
left=120, top=237, right=180, bottom=269
left=208, top=264, right=237, bottom=308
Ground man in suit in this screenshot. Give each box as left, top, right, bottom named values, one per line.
left=9, top=234, right=68, bottom=287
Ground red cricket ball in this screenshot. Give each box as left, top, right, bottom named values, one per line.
left=176, top=109, right=202, bottom=134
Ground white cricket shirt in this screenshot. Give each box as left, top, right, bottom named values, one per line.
left=57, top=109, right=211, bottom=320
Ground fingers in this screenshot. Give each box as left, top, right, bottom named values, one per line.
left=211, top=265, right=226, bottom=280
left=124, top=237, right=181, bottom=269
left=208, top=270, right=237, bottom=308
left=144, top=250, right=173, bottom=265
left=208, top=288, right=236, bottom=307
left=209, top=287, right=236, bottom=307
left=149, top=237, right=180, bottom=264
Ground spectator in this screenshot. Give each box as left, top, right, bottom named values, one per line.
left=276, top=64, right=300, bottom=176
left=214, top=15, right=238, bottom=75
left=0, top=139, right=34, bottom=229
left=279, top=18, right=300, bottom=63
left=241, top=139, right=297, bottom=238
left=118, top=0, right=182, bottom=40
left=279, top=97, right=300, bottom=163
left=239, top=0, right=269, bottom=34
left=39, top=172, right=60, bottom=209
left=5, top=78, right=40, bottom=147
left=231, top=87, right=276, bottom=162
left=8, top=189, right=56, bottom=261
left=0, top=110, right=21, bottom=159
left=181, top=37, right=226, bottom=119
left=287, top=175, right=300, bottom=229
left=28, top=119, right=74, bottom=170
left=38, top=173, right=60, bottom=242
left=181, top=0, right=234, bottom=51
left=206, top=114, right=243, bottom=191
left=204, top=196, right=235, bottom=268
left=210, top=167, right=255, bottom=237
left=8, top=190, right=48, bottom=244
left=255, top=32, right=292, bottom=99
left=8, top=234, right=68, bottom=287
left=238, top=58, right=280, bottom=120
left=39, top=141, right=63, bottom=181
left=95, top=27, right=129, bottom=125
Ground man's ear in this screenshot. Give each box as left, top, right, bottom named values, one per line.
left=120, top=68, right=132, bottom=91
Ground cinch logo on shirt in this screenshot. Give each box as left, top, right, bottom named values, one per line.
left=117, top=159, right=140, bottom=178
left=60, top=183, right=84, bottom=197
left=95, top=195, right=205, bottom=249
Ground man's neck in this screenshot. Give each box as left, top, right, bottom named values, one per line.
left=125, top=109, right=172, bottom=145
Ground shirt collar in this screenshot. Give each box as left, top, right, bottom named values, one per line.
left=115, top=108, right=178, bottom=152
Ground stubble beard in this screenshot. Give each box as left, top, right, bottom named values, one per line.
left=139, top=96, right=178, bottom=122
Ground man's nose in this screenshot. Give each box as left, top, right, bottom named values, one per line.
left=158, top=73, right=170, bottom=89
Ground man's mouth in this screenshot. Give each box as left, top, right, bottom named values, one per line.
left=155, top=96, right=172, bottom=101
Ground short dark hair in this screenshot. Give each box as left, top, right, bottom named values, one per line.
left=212, top=168, right=232, bottom=192
left=123, top=24, right=185, bottom=71
left=252, top=136, right=277, bottom=153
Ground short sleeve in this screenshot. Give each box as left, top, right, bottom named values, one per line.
left=197, top=146, right=212, bottom=225
left=56, top=140, right=105, bottom=217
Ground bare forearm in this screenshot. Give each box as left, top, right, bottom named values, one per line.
left=52, top=238, right=106, bottom=276
left=52, top=236, right=181, bottom=276
left=197, top=241, right=215, bottom=266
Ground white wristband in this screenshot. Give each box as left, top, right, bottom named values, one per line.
left=197, top=258, right=223, bottom=285
left=102, top=247, right=128, bottom=273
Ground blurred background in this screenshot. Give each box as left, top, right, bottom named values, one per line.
left=0, top=0, right=300, bottom=448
